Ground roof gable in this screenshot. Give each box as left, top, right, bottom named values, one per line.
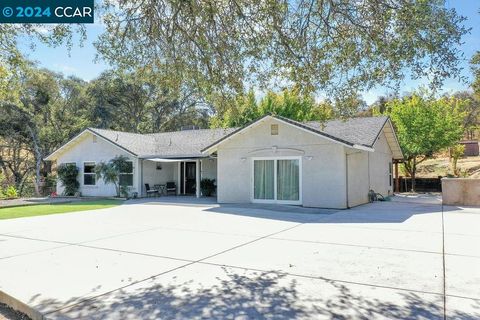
left=202, top=115, right=394, bottom=153
left=44, top=129, right=137, bottom=161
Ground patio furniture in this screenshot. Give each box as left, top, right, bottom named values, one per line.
left=166, top=182, right=177, bottom=195
left=154, top=184, right=167, bottom=196
left=145, top=184, right=159, bottom=197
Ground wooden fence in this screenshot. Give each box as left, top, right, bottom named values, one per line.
left=394, top=177, right=442, bottom=192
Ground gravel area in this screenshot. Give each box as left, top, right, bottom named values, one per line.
left=0, top=303, right=31, bottom=320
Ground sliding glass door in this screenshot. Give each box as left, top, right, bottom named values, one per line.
left=254, top=160, right=275, bottom=200
left=253, top=157, right=301, bottom=204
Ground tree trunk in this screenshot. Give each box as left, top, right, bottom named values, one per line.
left=411, top=157, right=416, bottom=193
left=26, top=125, right=42, bottom=196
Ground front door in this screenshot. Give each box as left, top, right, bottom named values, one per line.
left=180, top=161, right=196, bottom=195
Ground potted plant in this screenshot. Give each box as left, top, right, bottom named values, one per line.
left=200, top=178, right=216, bottom=197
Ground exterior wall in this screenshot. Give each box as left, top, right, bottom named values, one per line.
left=141, top=161, right=178, bottom=196
left=201, top=158, right=217, bottom=181
left=346, top=150, right=369, bottom=207
left=442, top=178, right=480, bottom=206
left=369, top=130, right=393, bottom=197
left=216, top=117, right=348, bottom=208
left=55, top=132, right=139, bottom=197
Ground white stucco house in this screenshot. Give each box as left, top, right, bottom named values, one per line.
left=45, top=114, right=403, bottom=208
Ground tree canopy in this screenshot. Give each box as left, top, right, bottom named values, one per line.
left=96, top=0, right=468, bottom=114
left=386, top=94, right=465, bottom=190
left=210, top=88, right=334, bottom=128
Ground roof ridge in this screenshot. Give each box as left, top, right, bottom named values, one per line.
left=88, top=128, right=148, bottom=136
left=145, top=127, right=237, bottom=136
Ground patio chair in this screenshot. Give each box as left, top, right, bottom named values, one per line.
left=166, top=182, right=177, bottom=195
left=145, top=184, right=159, bottom=197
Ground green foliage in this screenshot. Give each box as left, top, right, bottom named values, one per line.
left=471, top=52, right=480, bottom=97
left=0, top=65, right=213, bottom=200
left=211, top=88, right=334, bottom=128
left=97, top=0, right=468, bottom=108
left=450, top=144, right=465, bottom=177
left=200, top=178, right=216, bottom=197
left=0, top=200, right=122, bottom=220
left=389, top=95, right=465, bottom=160
left=387, top=94, right=465, bottom=190
left=87, top=70, right=209, bottom=133
left=5, top=186, right=18, bottom=199
left=0, top=172, right=19, bottom=199
left=95, top=155, right=130, bottom=197
left=57, top=164, right=80, bottom=196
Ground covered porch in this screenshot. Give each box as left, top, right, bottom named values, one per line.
left=137, top=156, right=217, bottom=198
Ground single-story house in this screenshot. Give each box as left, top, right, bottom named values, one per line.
left=45, top=114, right=403, bottom=208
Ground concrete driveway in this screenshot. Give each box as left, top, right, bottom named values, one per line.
left=0, top=198, right=479, bottom=319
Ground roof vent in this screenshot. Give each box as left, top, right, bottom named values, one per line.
left=271, top=124, right=279, bottom=135
left=180, top=125, right=200, bottom=131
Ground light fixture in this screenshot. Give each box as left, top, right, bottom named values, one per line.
left=305, top=156, right=313, bottom=160
left=240, top=157, right=247, bottom=162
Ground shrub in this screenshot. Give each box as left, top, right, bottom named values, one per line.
left=450, top=144, right=465, bottom=177
left=5, top=186, right=18, bottom=199
left=57, top=164, right=80, bottom=196
left=95, top=155, right=130, bottom=197
left=200, top=178, right=216, bottom=197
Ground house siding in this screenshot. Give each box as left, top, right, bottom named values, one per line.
left=345, top=130, right=394, bottom=207
left=369, top=130, right=393, bottom=197
left=55, top=131, right=139, bottom=197
left=346, top=149, right=370, bottom=207
left=216, top=117, right=348, bottom=208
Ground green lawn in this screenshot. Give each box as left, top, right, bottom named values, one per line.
left=0, top=200, right=123, bottom=220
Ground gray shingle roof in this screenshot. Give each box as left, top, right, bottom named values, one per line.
left=89, top=115, right=390, bottom=158
left=305, top=116, right=389, bottom=148
left=89, top=127, right=237, bottom=158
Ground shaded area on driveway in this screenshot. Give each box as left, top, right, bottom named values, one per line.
left=39, top=267, right=461, bottom=320
left=0, top=196, right=479, bottom=319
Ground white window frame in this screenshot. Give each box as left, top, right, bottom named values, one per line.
left=389, top=162, right=392, bottom=187
left=250, top=156, right=302, bottom=205
left=119, top=160, right=134, bottom=187
left=63, top=162, right=76, bottom=167
left=83, top=161, right=96, bottom=186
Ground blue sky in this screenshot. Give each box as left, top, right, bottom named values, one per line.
left=18, top=1, right=480, bottom=104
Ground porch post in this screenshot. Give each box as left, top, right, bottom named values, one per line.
left=177, top=162, right=181, bottom=195
left=394, top=160, right=399, bottom=193
left=139, top=159, right=144, bottom=197
left=196, top=159, right=201, bottom=198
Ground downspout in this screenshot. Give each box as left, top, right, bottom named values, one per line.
left=345, top=151, right=349, bottom=209
left=367, top=151, right=371, bottom=189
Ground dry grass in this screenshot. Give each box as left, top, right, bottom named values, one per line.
left=411, top=155, right=480, bottom=178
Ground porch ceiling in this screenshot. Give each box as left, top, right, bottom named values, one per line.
left=144, top=158, right=199, bottom=162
